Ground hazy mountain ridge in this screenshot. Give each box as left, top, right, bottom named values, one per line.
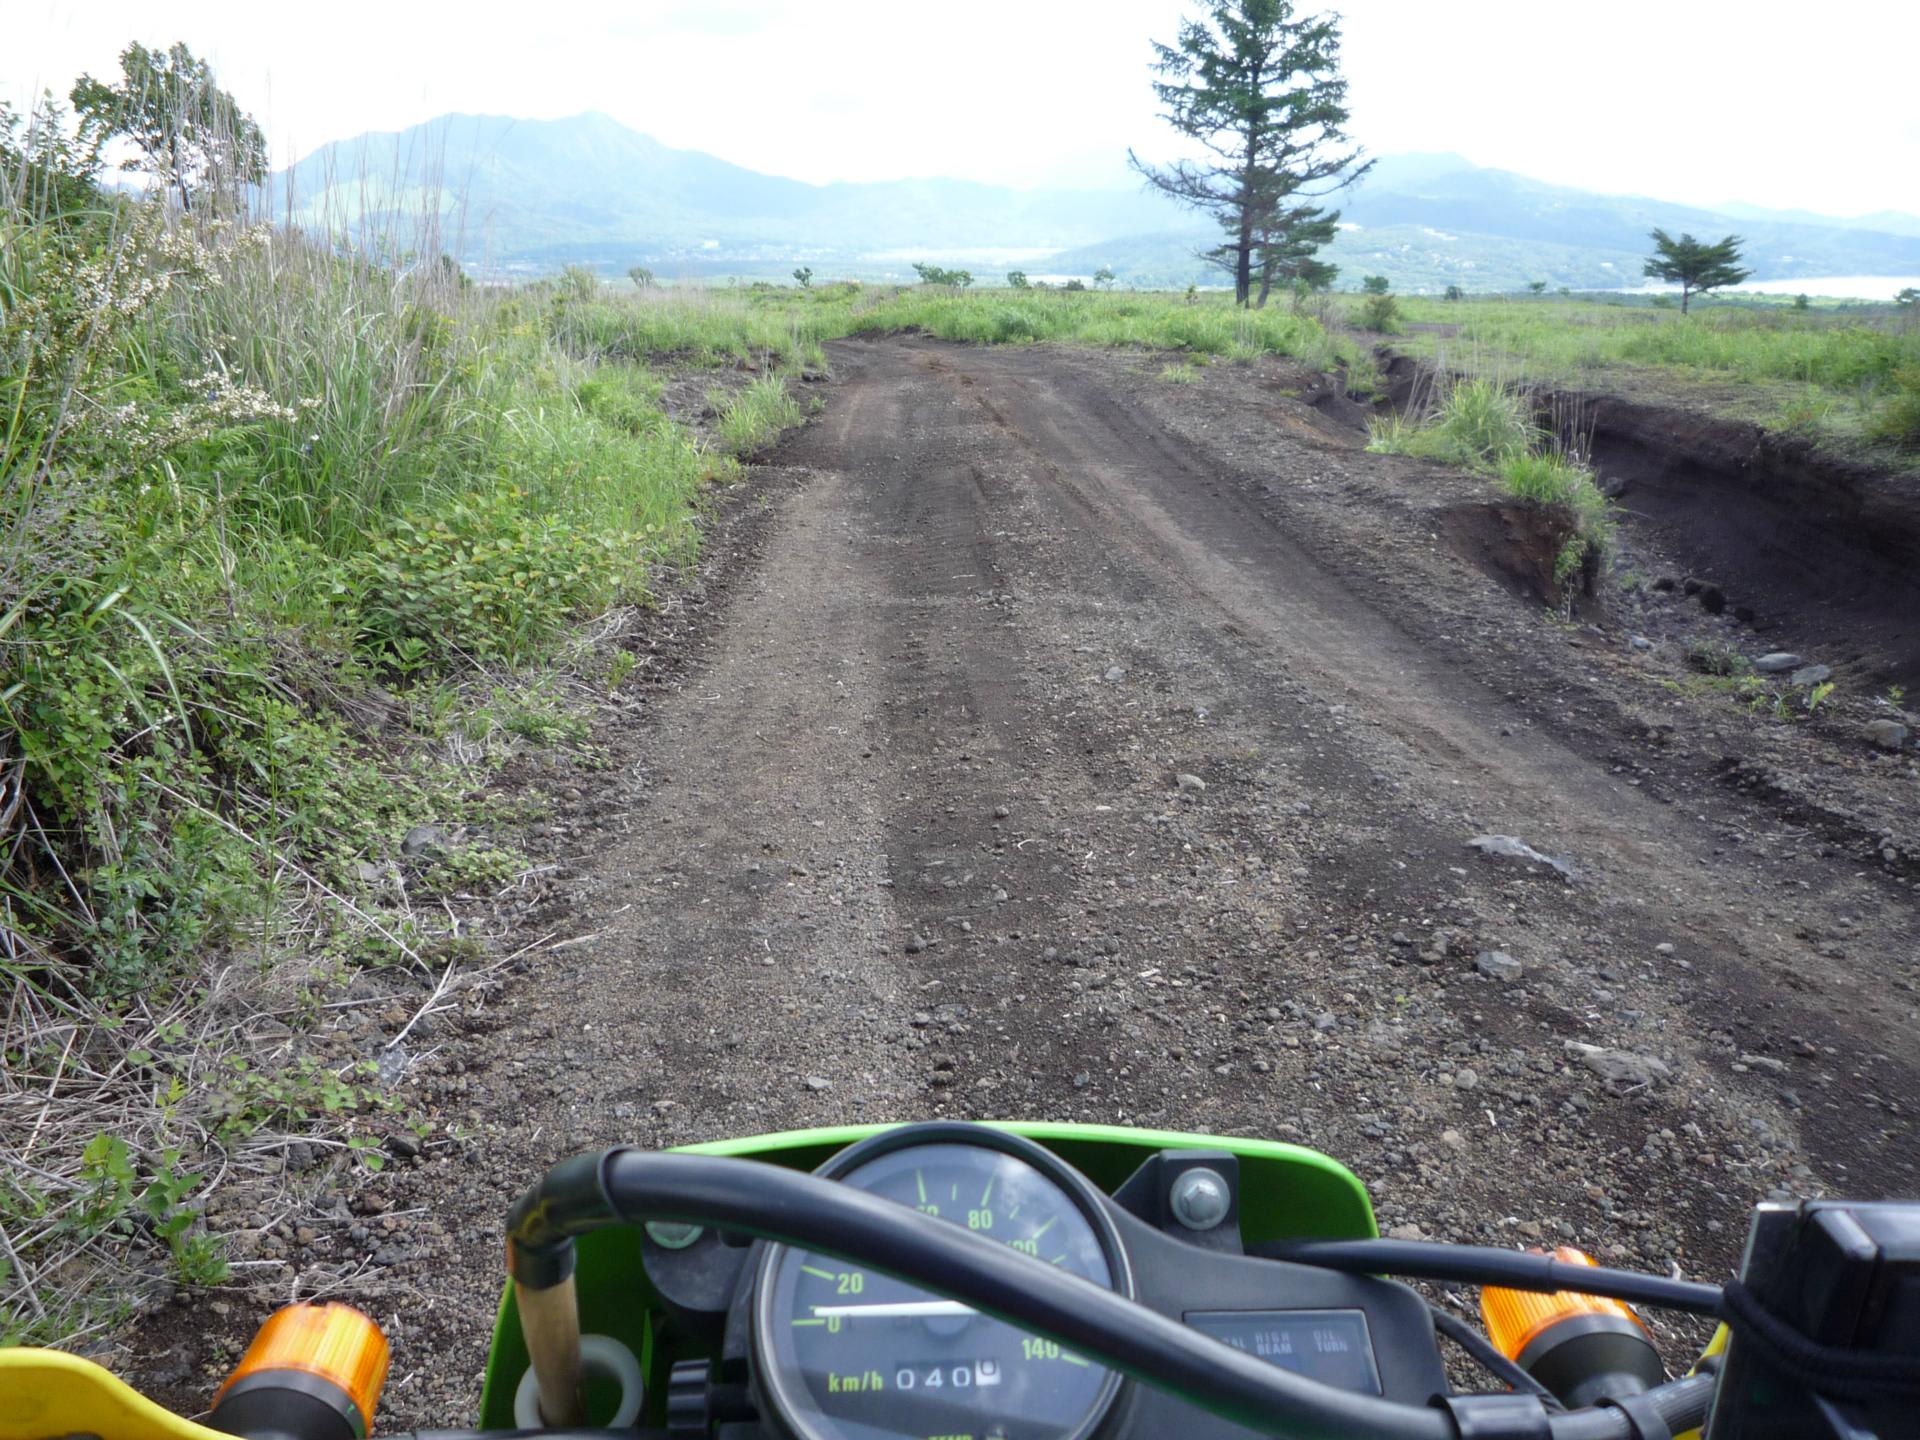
left=270, top=111, right=1191, bottom=272
left=267, top=114, right=1920, bottom=292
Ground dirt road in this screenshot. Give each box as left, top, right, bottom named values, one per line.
left=135, top=338, right=1919, bottom=1422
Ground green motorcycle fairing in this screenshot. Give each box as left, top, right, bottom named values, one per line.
left=477, top=1120, right=1376, bottom=1428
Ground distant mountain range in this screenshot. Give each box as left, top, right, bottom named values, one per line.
left=266, top=112, right=1920, bottom=294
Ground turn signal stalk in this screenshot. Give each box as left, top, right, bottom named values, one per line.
left=1479, top=1247, right=1666, bottom=1408
left=210, top=1303, right=390, bottom=1440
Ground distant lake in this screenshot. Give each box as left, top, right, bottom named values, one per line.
left=1629, top=274, right=1920, bottom=301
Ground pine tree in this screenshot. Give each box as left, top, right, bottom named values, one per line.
left=1130, top=0, right=1369, bottom=307
left=1253, top=203, right=1339, bottom=307
left=1643, top=229, right=1751, bottom=314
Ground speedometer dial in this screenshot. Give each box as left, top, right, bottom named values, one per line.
left=754, top=1128, right=1128, bottom=1440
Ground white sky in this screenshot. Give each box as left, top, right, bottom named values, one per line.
left=9, top=0, right=1918, bottom=218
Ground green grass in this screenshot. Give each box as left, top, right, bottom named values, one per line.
left=550, top=283, right=1365, bottom=374
left=712, top=374, right=806, bottom=454
left=1874, top=367, right=1920, bottom=445
left=1368, top=376, right=1538, bottom=466
left=552, top=283, right=840, bottom=368
left=1369, top=375, right=1614, bottom=582
left=851, top=287, right=1350, bottom=365
left=1374, top=294, right=1920, bottom=448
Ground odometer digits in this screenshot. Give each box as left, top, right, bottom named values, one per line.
left=755, top=1134, right=1125, bottom=1440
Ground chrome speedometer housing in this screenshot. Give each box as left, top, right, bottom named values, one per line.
left=752, top=1123, right=1131, bottom=1440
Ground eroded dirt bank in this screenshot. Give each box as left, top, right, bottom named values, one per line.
left=130, top=339, right=1918, bottom=1426
left=1379, top=352, right=1920, bottom=684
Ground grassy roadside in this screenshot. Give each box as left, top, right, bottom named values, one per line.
left=0, top=194, right=787, bottom=1341
left=1358, top=294, right=1920, bottom=450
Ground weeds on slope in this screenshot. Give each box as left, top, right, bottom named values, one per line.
left=0, top=132, right=744, bottom=1338
left=711, top=374, right=808, bottom=454
left=1369, top=376, right=1614, bottom=584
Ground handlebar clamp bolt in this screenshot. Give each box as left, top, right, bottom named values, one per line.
left=1170, top=1168, right=1231, bottom=1231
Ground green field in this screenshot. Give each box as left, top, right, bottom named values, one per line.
left=1360, top=293, right=1920, bottom=448
left=553, top=278, right=1361, bottom=374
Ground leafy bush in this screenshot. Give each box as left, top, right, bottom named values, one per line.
left=911, top=262, right=973, bottom=288
left=1361, top=275, right=1390, bottom=295
left=346, top=487, right=639, bottom=664
left=1007, top=270, right=1030, bottom=289
left=1358, top=293, right=1402, bottom=333
left=1685, top=637, right=1752, bottom=677
left=558, top=264, right=599, bottom=299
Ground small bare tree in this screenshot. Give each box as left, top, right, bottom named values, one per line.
left=71, top=42, right=265, bottom=213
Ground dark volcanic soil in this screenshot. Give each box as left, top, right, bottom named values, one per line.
left=127, top=339, right=1919, bottom=1426
left=1379, top=352, right=1920, bottom=685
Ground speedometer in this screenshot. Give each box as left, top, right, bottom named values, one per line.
left=753, top=1125, right=1129, bottom=1440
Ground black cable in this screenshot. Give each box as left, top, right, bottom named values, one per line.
left=1253, top=1239, right=1723, bottom=1316
left=1720, top=1279, right=1920, bottom=1401
left=1427, top=1303, right=1565, bottom=1411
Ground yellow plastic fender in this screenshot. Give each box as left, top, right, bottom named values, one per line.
left=0, top=1348, right=229, bottom=1440
left=1674, top=1322, right=1733, bottom=1440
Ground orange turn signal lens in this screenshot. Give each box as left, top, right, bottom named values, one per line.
left=1479, top=1248, right=1665, bottom=1408
left=213, top=1302, right=390, bottom=1438
left=1480, top=1247, right=1650, bottom=1360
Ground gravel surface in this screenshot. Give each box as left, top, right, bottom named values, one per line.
left=127, top=338, right=1917, bottom=1426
